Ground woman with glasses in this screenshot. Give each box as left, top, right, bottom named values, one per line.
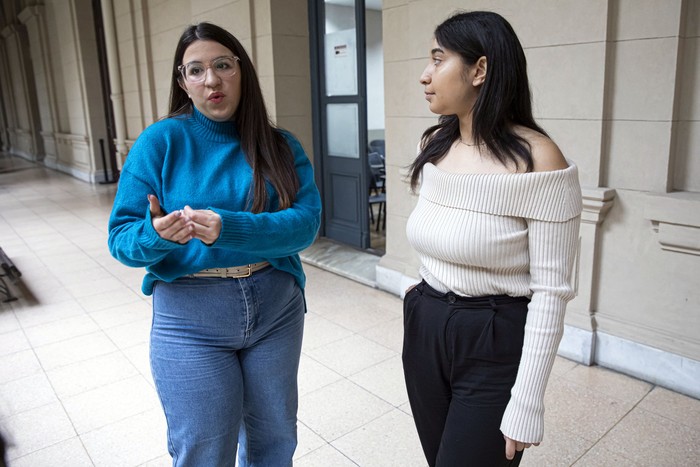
left=403, top=11, right=582, bottom=466
left=108, top=22, right=321, bottom=466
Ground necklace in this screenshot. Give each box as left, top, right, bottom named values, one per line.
left=458, top=138, right=485, bottom=147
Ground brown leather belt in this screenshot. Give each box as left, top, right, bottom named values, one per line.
left=191, top=261, right=270, bottom=278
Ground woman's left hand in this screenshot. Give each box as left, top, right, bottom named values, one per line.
left=182, top=206, right=222, bottom=245
left=504, top=436, right=539, bottom=460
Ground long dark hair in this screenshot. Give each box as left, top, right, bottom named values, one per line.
left=409, top=11, right=547, bottom=189
left=167, top=22, right=299, bottom=213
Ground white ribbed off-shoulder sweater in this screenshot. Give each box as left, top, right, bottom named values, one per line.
left=406, top=162, right=582, bottom=443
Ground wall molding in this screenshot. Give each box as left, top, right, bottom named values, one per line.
left=55, top=132, right=89, bottom=146
left=43, top=158, right=95, bottom=183
left=645, top=192, right=700, bottom=256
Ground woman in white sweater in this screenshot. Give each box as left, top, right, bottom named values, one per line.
left=403, top=11, right=582, bottom=466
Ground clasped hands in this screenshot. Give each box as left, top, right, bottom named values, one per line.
left=148, top=194, right=221, bottom=245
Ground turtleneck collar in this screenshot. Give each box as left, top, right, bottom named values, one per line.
left=190, top=106, right=239, bottom=142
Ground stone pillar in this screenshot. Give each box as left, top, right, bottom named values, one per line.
left=559, top=187, right=616, bottom=365
left=18, top=5, right=59, bottom=165
left=1, top=23, right=42, bottom=160
left=100, top=0, right=128, bottom=169
left=0, top=35, right=16, bottom=152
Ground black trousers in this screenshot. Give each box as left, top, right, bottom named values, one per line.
left=402, top=280, right=529, bottom=467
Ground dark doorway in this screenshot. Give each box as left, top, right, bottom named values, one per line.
left=310, top=0, right=385, bottom=252
left=92, top=0, right=119, bottom=183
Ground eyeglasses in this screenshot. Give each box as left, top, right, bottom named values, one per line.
left=178, top=56, right=240, bottom=84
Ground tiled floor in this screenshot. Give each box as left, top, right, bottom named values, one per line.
left=0, top=155, right=699, bottom=466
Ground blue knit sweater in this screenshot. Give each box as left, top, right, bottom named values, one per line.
left=107, top=108, right=322, bottom=295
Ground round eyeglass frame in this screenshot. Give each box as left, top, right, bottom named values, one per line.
left=178, top=56, right=240, bottom=84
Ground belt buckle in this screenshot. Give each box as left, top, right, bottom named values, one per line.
left=238, top=264, right=253, bottom=278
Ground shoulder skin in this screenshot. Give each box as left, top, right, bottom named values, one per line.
left=514, top=126, right=569, bottom=172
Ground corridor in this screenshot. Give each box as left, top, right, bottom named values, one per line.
left=0, top=154, right=698, bottom=466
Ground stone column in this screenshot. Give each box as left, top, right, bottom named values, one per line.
left=559, top=187, right=616, bottom=365
left=0, top=35, right=16, bottom=152
left=18, top=5, right=59, bottom=165
left=1, top=23, right=42, bottom=160
left=100, top=0, right=128, bottom=169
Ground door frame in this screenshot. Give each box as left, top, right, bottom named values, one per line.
left=309, top=0, right=371, bottom=249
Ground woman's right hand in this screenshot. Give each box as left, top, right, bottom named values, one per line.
left=148, top=194, right=194, bottom=244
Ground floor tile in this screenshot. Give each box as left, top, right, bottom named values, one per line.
left=62, top=275, right=126, bottom=299
left=107, top=266, right=145, bottom=292
left=305, top=333, right=395, bottom=377
left=6, top=253, right=44, bottom=273
left=358, top=316, right=404, bottom=353
left=46, top=351, right=140, bottom=398
left=560, top=363, right=653, bottom=404
left=0, top=372, right=57, bottom=418
left=39, top=251, right=100, bottom=274
left=398, top=401, right=413, bottom=417
left=572, top=444, right=638, bottom=466
left=298, top=354, right=344, bottom=397
left=23, top=313, right=99, bottom=347
left=12, top=298, right=85, bottom=329
left=121, top=342, right=155, bottom=385
left=80, top=408, right=168, bottom=467
left=34, top=331, right=117, bottom=371
left=0, top=349, right=42, bottom=385
left=88, top=300, right=151, bottom=330
left=298, top=379, right=393, bottom=441
left=76, top=287, right=143, bottom=313
left=302, top=312, right=354, bottom=350
left=8, top=436, right=93, bottom=467
left=102, top=317, right=151, bottom=349
left=0, top=329, right=30, bottom=356
left=333, top=408, right=427, bottom=466
left=519, top=426, right=594, bottom=467
left=550, top=355, right=578, bottom=376
left=304, top=274, right=400, bottom=335
left=0, top=307, right=20, bottom=334
left=3, top=401, right=76, bottom=461
left=543, top=376, right=636, bottom=443
left=13, top=280, right=73, bottom=305
left=315, top=300, right=399, bottom=333
left=52, top=266, right=114, bottom=287
left=62, top=375, right=160, bottom=434
left=594, top=407, right=700, bottom=466
left=20, top=233, right=72, bottom=252
left=348, top=354, right=408, bottom=406
left=295, top=421, right=328, bottom=460
left=295, top=444, right=358, bottom=466
left=138, top=454, right=172, bottom=466
left=637, top=385, right=700, bottom=429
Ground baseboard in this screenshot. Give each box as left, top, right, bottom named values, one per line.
left=594, top=331, right=700, bottom=399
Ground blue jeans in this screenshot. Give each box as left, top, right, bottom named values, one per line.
left=150, top=266, right=305, bottom=467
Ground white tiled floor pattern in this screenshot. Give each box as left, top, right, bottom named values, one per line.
left=0, top=162, right=699, bottom=466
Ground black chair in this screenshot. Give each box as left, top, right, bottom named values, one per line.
left=368, top=152, right=386, bottom=231
left=0, top=247, right=21, bottom=302
left=368, top=151, right=385, bottom=195
left=369, top=192, right=386, bottom=232
left=369, top=139, right=385, bottom=158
